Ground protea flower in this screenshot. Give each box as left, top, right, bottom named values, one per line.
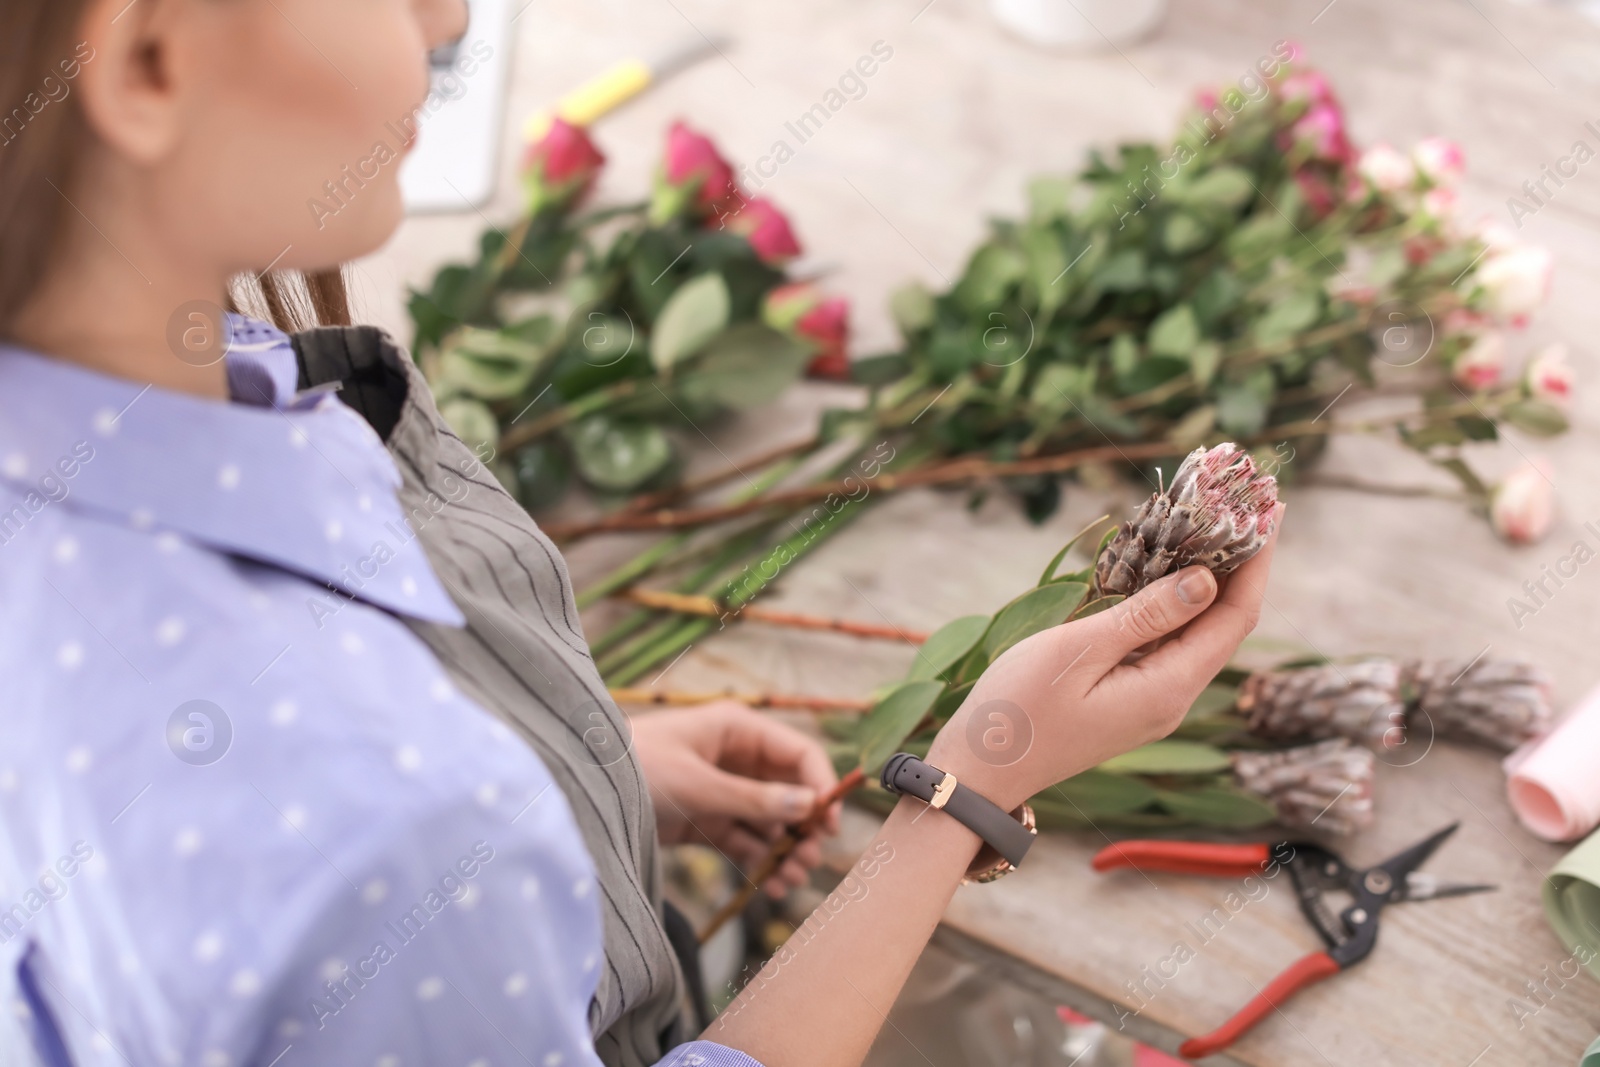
left=1232, top=740, right=1376, bottom=835
left=1091, top=443, right=1279, bottom=598
left=1238, top=659, right=1405, bottom=750
left=1401, top=657, right=1553, bottom=751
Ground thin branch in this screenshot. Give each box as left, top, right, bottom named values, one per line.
left=609, top=687, right=873, bottom=712
left=697, top=768, right=868, bottom=945
left=616, top=588, right=928, bottom=643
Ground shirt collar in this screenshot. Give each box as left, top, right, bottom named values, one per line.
left=0, top=319, right=464, bottom=627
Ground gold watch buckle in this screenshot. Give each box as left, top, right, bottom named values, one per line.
left=929, top=772, right=958, bottom=810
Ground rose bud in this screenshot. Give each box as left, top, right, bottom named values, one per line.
left=1420, top=186, right=1460, bottom=228
left=1452, top=333, right=1505, bottom=390
left=1413, top=137, right=1466, bottom=186
left=728, top=197, right=802, bottom=264
left=1295, top=170, right=1337, bottom=220
left=1523, top=342, right=1575, bottom=408
left=650, top=121, right=741, bottom=223
left=1279, top=70, right=1334, bottom=109
left=1290, top=102, right=1352, bottom=164
left=521, top=118, right=605, bottom=215
left=764, top=283, right=850, bottom=379
left=1491, top=459, right=1556, bottom=545
left=1357, top=143, right=1415, bottom=193
left=1476, top=243, right=1554, bottom=324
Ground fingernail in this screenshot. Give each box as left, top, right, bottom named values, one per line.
left=780, top=788, right=814, bottom=820
left=1177, top=568, right=1215, bottom=605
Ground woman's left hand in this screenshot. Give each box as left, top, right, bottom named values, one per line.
left=630, top=702, right=841, bottom=898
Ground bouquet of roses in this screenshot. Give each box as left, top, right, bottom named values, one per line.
left=407, top=120, right=851, bottom=509
left=833, top=52, right=1570, bottom=539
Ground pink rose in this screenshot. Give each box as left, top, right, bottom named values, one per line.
left=1357, top=143, right=1415, bottom=193
left=1476, top=243, right=1553, bottom=323
left=1421, top=186, right=1460, bottom=226
left=1524, top=342, right=1575, bottom=408
left=1290, top=103, right=1351, bottom=164
left=1294, top=170, right=1337, bottom=220
left=1413, top=137, right=1465, bottom=186
left=1279, top=70, right=1333, bottom=108
left=652, top=121, right=741, bottom=221
left=1491, top=459, right=1556, bottom=545
left=764, top=283, right=850, bottom=379
left=1453, top=333, right=1505, bottom=390
left=727, top=197, right=801, bottom=264
left=521, top=119, right=605, bottom=214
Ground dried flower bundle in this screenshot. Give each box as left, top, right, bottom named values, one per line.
left=1093, top=444, right=1279, bottom=598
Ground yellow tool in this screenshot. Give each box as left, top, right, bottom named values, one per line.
left=523, top=35, right=730, bottom=140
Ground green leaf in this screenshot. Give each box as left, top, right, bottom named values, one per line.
left=908, top=616, right=991, bottom=682
left=1216, top=384, right=1268, bottom=436
left=953, top=242, right=1026, bottom=313
left=1038, top=515, right=1111, bottom=586
left=1185, top=683, right=1240, bottom=722
left=1189, top=341, right=1222, bottom=387
left=1097, top=249, right=1146, bottom=292
left=983, top=582, right=1089, bottom=659
left=1254, top=290, right=1322, bottom=344
left=1100, top=740, right=1233, bottom=775
left=1502, top=400, right=1569, bottom=437
left=650, top=273, right=730, bottom=371
left=512, top=442, right=571, bottom=512
left=438, top=397, right=500, bottom=458
left=677, top=323, right=807, bottom=410
left=1053, top=769, right=1160, bottom=814
left=1155, top=787, right=1276, bottom=828
left=1168, top=403, right=1218, bottom=448
left=1182, top=166, right=1256, bottom=210
left=1148, top=304, right=1201, bottom=359
left=890, top=282, right=937, bottom=336
left=436, top=325, right=553, bottom=400
left=1162, top=213, right=1210, bottom=256
left=858, top=681, right=945, bottom=773
left=568, top=416, right=674, bottom=492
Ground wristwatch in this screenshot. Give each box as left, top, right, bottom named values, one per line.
left=880, top=753, right=1037, bottom=883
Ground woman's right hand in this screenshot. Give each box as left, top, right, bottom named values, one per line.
left=927, top=505, right=1283, bottom=812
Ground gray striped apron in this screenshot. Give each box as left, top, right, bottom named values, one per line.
left=292, top=326, right=689, bottom=1067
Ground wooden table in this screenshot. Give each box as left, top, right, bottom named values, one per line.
left=365, top=0, right=1600, bottom=1061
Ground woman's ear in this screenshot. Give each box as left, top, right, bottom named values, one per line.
left=73, top=0, right=191, bottom=164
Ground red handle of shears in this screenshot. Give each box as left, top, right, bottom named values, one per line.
left=1177, top=951, right=1342, bottom=1059
left=1090, top=840, right=1272, bottom=878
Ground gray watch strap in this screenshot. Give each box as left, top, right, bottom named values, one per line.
left=880, top=753, right=1036, bottom=867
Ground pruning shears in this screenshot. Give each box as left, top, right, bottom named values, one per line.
left=1090, top=823, right=1494, bottom=1059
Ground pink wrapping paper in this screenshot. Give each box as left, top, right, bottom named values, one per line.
left=1506, top=682, right=1600, bottom=841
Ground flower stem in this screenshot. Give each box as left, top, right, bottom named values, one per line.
left=610, top=687, right=873, bottom=712
left=614, top=589, right=929, bottom=643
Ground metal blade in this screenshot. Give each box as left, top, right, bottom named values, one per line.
left=1374, top=822, right=1462, bottom=886
left=1401, top=871, right=1498, bottom=902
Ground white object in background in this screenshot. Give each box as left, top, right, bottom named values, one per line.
left=401, top=0, right=514, bottom=213
left=988, top=0, right=1167, bottom=49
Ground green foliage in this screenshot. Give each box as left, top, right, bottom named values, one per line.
left=853, top=67, right=1561, bottom=529
left=407, top=184, right=808, bottom=509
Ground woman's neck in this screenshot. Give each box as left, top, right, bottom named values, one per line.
left=7, top=189, right=233, bottom=402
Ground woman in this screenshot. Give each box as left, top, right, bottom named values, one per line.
left=0, top=1, right=1280, bottom=1065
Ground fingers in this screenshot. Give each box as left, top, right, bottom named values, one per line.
left=719, top=708, right=840, bottom=799
left=689, top=765, right=817, bottom=823
left=1074, top=565, right=1219, bottom=677
left=1121, top=503, right=1285, bottom=693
